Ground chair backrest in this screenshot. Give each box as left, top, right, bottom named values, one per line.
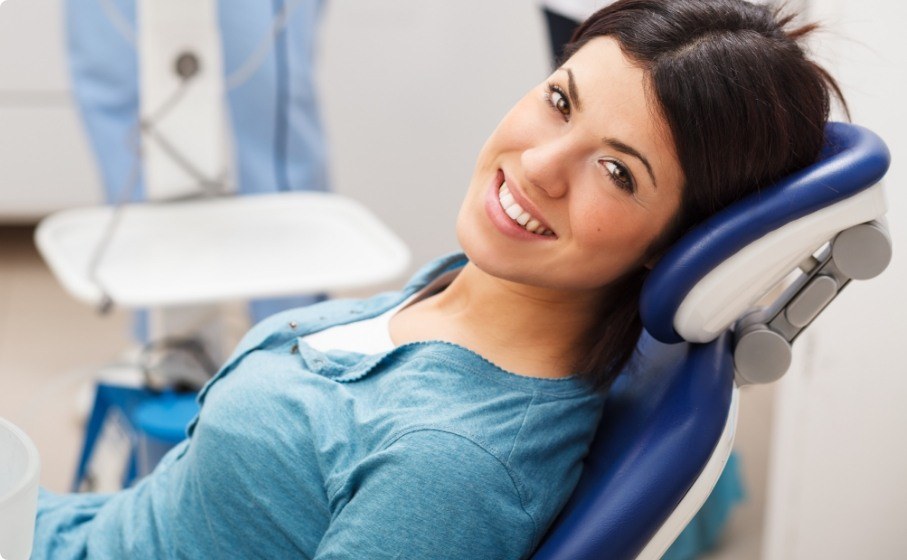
left=532, top=123, right=891, bottom=560
left=533, top=333, right=734, bottom=560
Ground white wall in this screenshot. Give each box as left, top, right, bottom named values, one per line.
left=763, top=1, right=907, bottom=558
left=0, top=0, right=102, bottom=221
left=317, top=1, right=549, bottom=273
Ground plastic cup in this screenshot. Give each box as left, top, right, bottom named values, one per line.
left=0, top=417, right=40, bottom=560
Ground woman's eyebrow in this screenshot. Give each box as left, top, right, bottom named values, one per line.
left=557, top=66, right=656, bottom=189
left=557, top=67, right=583, bottom=112
left=602, top=136, right=658, bottom=189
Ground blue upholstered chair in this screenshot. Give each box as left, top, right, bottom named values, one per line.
left=532, top=123, right=892, bottom=560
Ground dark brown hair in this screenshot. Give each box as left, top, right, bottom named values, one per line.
left=568, top=0, right=846, bottom=390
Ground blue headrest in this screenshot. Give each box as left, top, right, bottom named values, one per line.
left=641, top=122, right=891, bottom=343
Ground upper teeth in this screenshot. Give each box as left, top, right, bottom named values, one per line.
left=498, top=182, right=554, bottom=236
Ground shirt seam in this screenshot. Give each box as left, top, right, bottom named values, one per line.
left=506, top=393, right=536, bottom=465
left=383, top=426, right=540, bottom=541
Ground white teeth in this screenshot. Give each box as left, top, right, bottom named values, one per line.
left=497, top=180, right=554, bottom=236
left=505, top=204, right=522, bottom=220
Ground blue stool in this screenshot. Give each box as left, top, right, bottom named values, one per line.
left=72, top=384, right=199, bottom=491
left=132, top=391, right=200, bottom=477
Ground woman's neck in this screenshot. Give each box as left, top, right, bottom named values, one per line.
left=391, top=262, right=605, bottom=378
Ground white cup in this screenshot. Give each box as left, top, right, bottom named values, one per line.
left=0, top=418, right=40, bottom=560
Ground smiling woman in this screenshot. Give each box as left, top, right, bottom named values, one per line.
left=406, top=36, right=686, bottom=381
left=32, top=1, right=844, bottom=559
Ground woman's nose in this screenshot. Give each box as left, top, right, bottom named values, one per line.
left=521, top=137, right=571, bottom=198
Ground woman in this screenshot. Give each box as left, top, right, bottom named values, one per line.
left=34, top=0, right=844, bottom=558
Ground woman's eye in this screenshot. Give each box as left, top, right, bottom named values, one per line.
left=545, top=84, right=571, bottom=119
left=602, top=160, right=635, bottom=193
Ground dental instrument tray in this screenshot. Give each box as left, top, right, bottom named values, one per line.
left=35, top=192, right=411, bottom=307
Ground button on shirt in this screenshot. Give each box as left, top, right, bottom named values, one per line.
left=33, top=253, right=605, bottom=560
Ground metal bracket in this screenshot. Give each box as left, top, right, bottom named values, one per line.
left=733, top=219, right=892, bottom=386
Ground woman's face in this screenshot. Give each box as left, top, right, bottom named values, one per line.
left=456, top=36, right=684, bottom=295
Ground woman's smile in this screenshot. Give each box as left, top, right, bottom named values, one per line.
left=484, top=169, right=558, bottom=241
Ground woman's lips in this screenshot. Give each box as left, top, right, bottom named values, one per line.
left=497, top=182, right=554, bottom=236
left=484, top=170, right=557, bottom=241
left=499, top=173, right=555, bottom=235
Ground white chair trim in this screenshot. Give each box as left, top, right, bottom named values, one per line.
left=674, top=184, right=888, bottom=342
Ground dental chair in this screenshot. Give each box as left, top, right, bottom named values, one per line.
left=532, top=122, right=891, bottom=559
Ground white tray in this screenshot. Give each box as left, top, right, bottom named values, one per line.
left=35, top=192, right=411, bottom=308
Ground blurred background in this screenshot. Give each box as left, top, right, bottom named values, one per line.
left=0, top=1, right=904, bottom=558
